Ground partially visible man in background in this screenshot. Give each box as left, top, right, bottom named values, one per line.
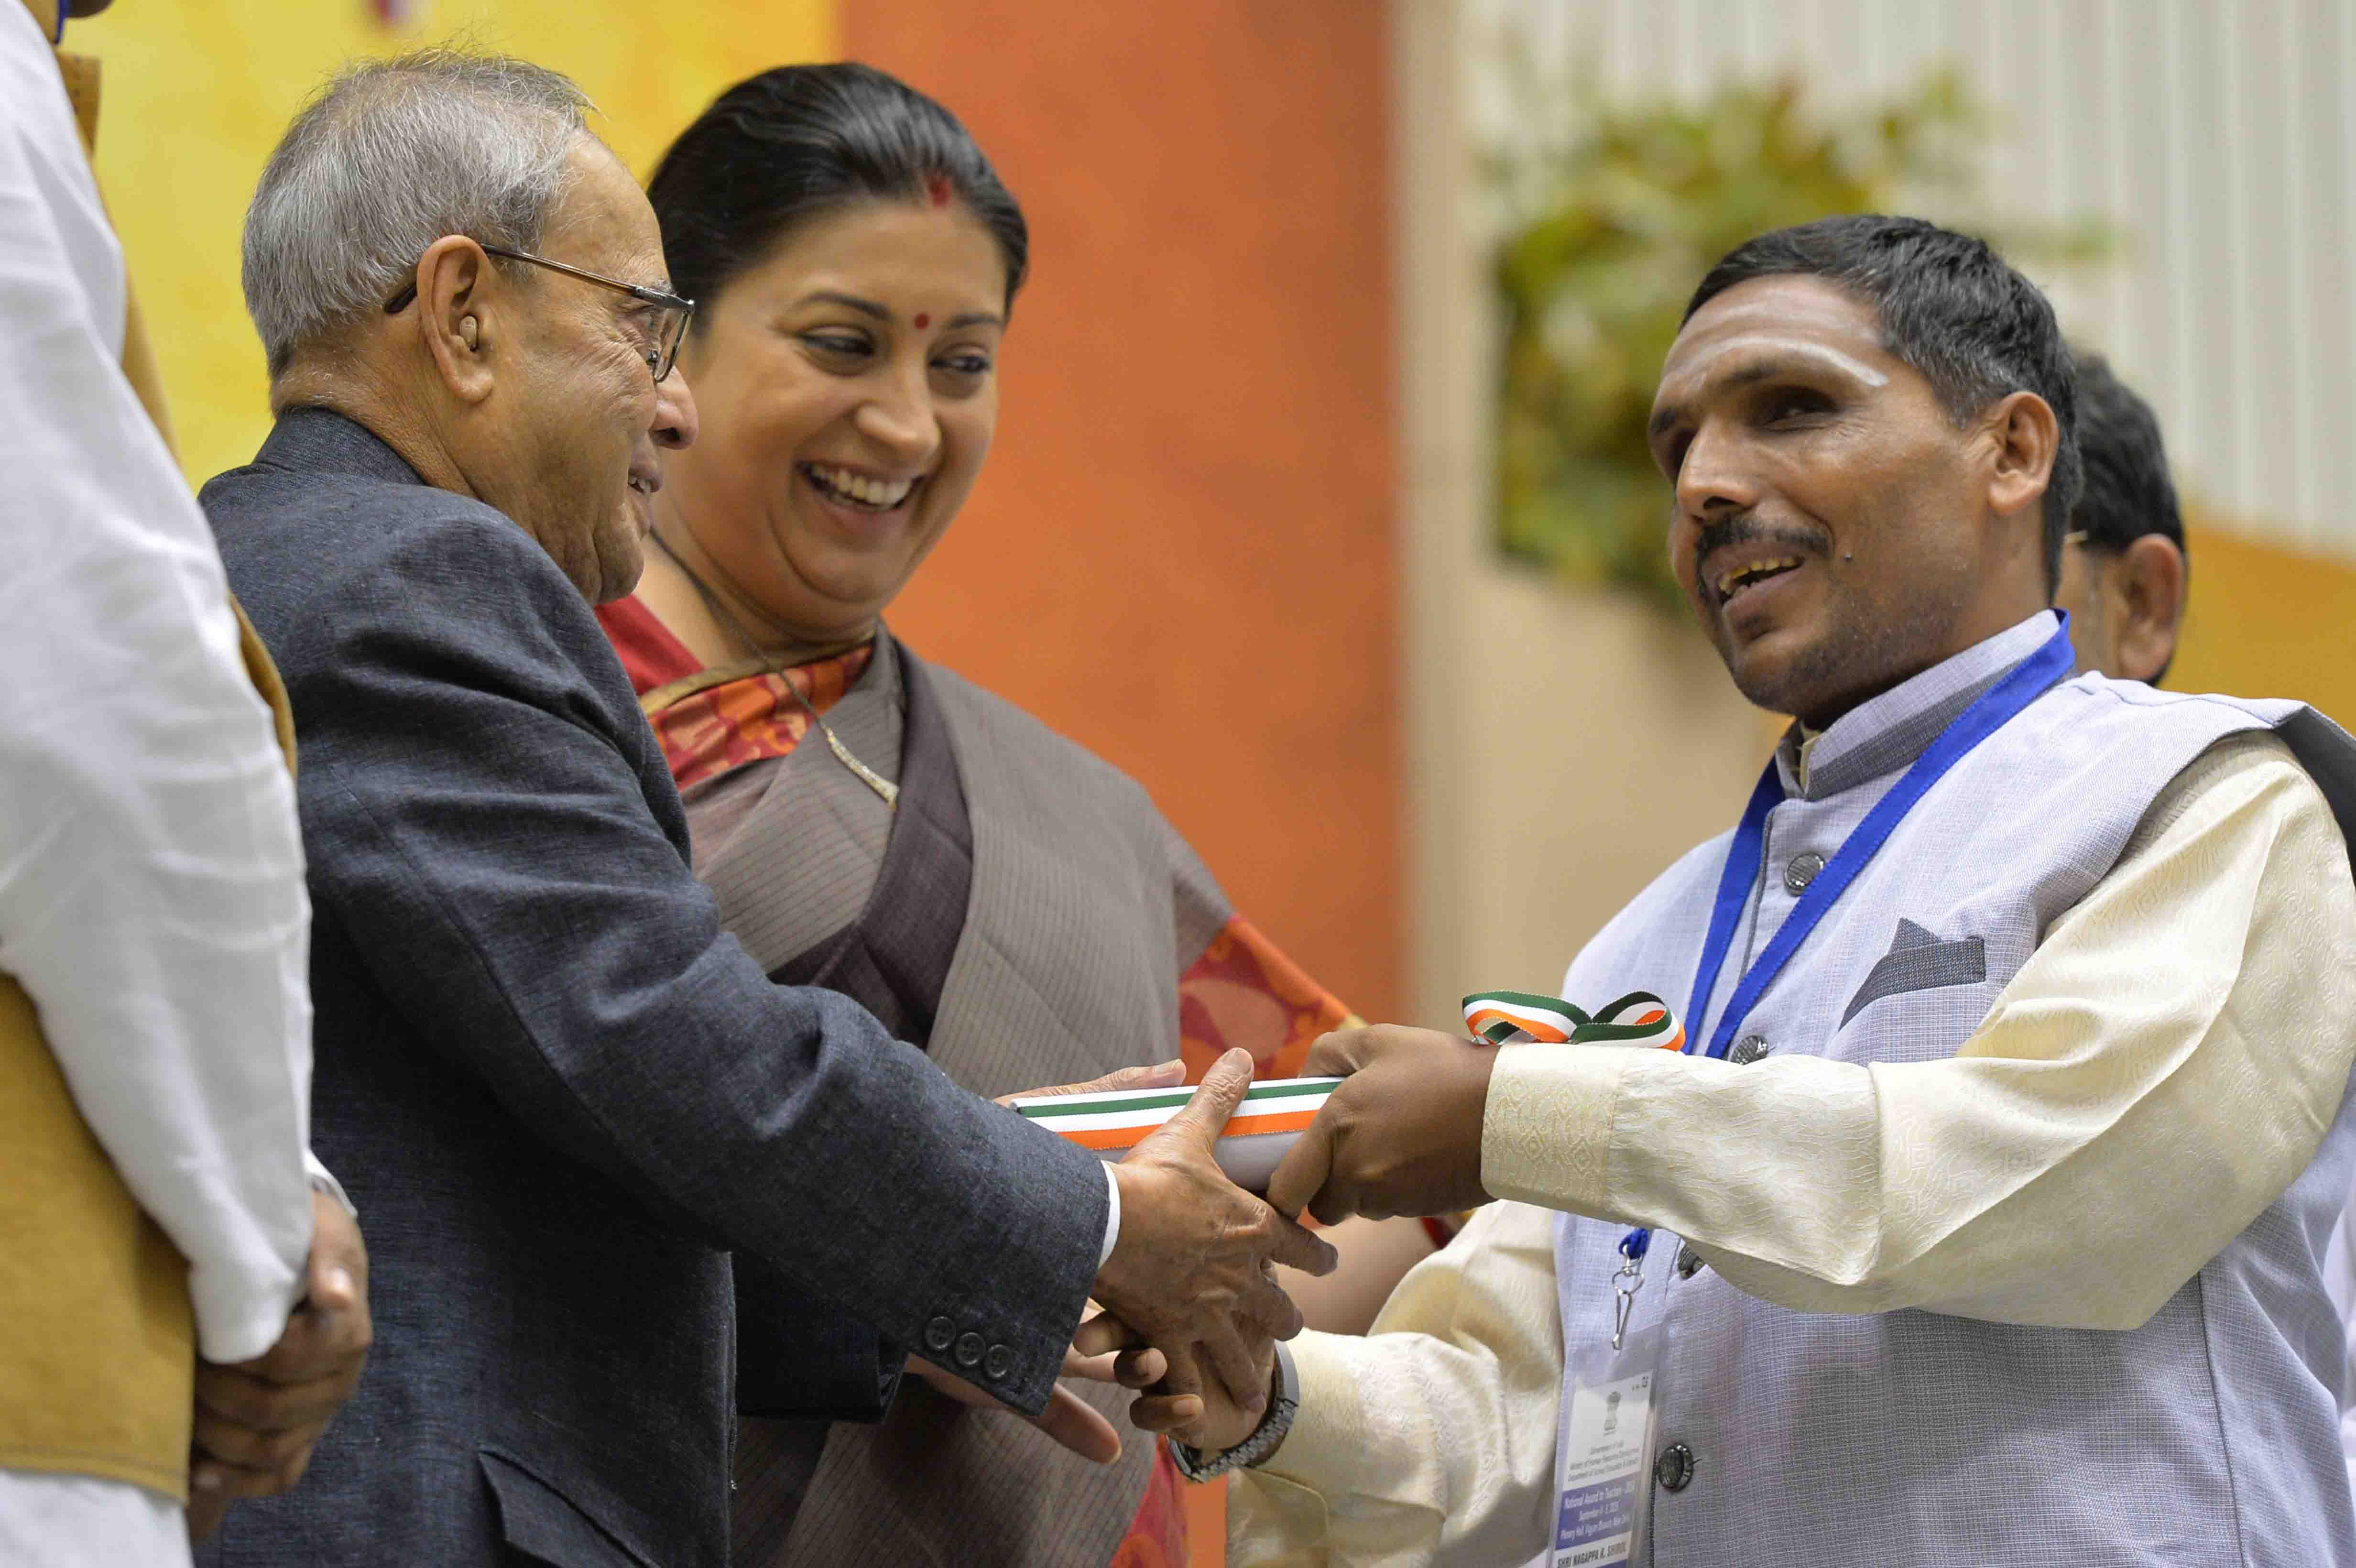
left=1, top=0, right=368, bottom=1562
left=2051, top=350, right=2188, bottom=684
left=1199, top=217, right=2356, bottom=1567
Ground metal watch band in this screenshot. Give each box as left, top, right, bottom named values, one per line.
left=1170, top=1342, right=1300, bottom=1482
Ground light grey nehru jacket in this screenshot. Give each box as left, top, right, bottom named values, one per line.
left=1553, top=615, right=2356, bottom=1568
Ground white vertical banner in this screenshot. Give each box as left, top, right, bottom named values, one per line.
left=1466, top=0, right=2356, bottom=557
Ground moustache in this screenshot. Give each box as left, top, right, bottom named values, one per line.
left=1691, top=513, right=1828, bottom=592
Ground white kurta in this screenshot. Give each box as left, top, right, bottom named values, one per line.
left=1, top=0, right=318, bottom=1551
left=1234, top=727, right=2356, bottom=1565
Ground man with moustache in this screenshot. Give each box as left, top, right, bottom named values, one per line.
left=1165, top=217, right=2356, bottom=1567
left=196, top=51, right=1328, bottom=1568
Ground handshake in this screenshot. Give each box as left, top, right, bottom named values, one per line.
left=964, top=1027, right=1499, bottom=1461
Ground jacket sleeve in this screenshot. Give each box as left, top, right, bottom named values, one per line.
left=0, top=15, right=312, bottom=1365
left=277, top=511, right=1105, bottom=1415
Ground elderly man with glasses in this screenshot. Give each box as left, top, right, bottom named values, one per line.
left=195, top=50, right=1331, bottom=1568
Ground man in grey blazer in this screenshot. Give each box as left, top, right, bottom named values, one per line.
left=192, top=52, right=1327, bottom=1568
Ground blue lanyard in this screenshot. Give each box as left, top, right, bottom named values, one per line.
left=1617, top=618, right=2076, bottom=1270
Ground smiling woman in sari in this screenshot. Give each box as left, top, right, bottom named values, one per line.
left=599, top=64, right=1371, bottom=1568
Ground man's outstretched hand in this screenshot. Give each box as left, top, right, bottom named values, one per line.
left=999, top=1058, right=1188, bottom=1109
left=1080, top=1048, right=1335, bottom=1435
left=1265, top=1026, right=1499, bottom=1226
left=186, top=1187, right=372, bottom=1540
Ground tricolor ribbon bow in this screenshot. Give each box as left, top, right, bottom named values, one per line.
left=1462, top=989, right=1684, bottom=1052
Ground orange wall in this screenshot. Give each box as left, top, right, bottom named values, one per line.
left=841, top=1, right=1400, bottom=1026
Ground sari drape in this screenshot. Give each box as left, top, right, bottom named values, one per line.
left=599, top=595, right=1353, bottom=1566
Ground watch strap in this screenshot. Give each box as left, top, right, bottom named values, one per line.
left=1170, top=1341, right=1300, bottom=1481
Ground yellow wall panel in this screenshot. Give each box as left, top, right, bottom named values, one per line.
left=72, top=0, right=835, bottom=486
left=2171, top=518, right=2356, bottom=723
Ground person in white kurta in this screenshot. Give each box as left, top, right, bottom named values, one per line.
left=1226, top=718, right=2356, bottom=1563
left=1137, top=221, right=2356, bottom=1566
left=0, top=2, right=328, bottom=1559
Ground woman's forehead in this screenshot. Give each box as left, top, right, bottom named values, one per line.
left=737, top=202, right=1007, bottom=303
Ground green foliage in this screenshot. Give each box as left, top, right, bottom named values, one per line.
left=1491, top=66, right=2106, bottom=603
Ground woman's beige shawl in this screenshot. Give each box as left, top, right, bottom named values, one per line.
left=677, top=631, right=1231, bottom=1567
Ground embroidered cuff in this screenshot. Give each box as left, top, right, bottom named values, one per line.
left=1248, top=1331, right=1367, bottom=1497
left=1481, top=1042, right=1625, bottom=1213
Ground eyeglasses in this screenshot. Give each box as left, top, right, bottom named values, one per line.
left=382, top=243, right=696, bottom=383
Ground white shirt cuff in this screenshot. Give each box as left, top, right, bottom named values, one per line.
left=303, top=1149, right=358, bottom=1219
left=1100, top=1161, right=1122, bottom=1267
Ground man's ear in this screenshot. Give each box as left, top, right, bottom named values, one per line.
left=2108, top=534, right=2188, bottom=685
left=1982, top=389, right=2062, bottom=523
left=414, top=236, right=498, bottom=405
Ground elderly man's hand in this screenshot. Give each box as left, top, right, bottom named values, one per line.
left=1265, top=1026, right=1500, bottom=1226
left=185, top=1187, right=371, bottom=1541
left=997, top=1058, right=1187, bottom=1108
left=1077, top=1049, right=1335, bottom=1433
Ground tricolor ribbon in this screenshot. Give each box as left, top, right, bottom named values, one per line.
left=1462, top=989, right=1684, bottom=1051
left=1011, top=1076, right=1341, bottom=1153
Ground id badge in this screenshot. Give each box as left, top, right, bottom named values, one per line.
left=1546, top=1323, right=1662, bottom=1568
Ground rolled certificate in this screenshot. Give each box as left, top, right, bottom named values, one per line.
left=1011, top=1076, right=1343, bottom=1193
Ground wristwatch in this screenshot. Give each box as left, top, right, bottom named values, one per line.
left=1169, top=1341, right=1300, bottom=1481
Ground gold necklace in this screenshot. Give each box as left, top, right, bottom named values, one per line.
left=647, top=529, right=900, bottom=808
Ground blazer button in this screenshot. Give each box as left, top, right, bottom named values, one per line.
left=1727, top=1035, right=1771, bottom=1066
left=954, top=1331, right=986, bottom=1370
left=1674, top=1242, right=1705, bottom=1280
left=1783, top=852, right=1825, bottom=893
left=924, top=1317, right=955, bottom=1353
left=1655, top=1440, right=1696, bottom=1493
left=984, top=1343, right=1014, bottom=1382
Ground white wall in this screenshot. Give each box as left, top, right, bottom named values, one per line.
left=1466, top=0, right=2356, bottom=556
left=1393, top=1, right=1778, bottom=1028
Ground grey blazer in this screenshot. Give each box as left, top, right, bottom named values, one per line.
left=192, top=409, right=1108, bottom=1568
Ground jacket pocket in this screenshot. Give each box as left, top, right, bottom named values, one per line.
left=479, top=1448, right=654, bottom=1568
left=1841, top=934, right=1987, bottom=1026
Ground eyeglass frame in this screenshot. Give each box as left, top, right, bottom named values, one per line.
left=381, top=242, right=695, bottom=383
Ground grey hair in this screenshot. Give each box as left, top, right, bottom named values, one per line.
left=241, top=49, right=593, bottom=376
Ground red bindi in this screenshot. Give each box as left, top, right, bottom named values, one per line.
left=925, top=173, right=953, bottom=208
left=913, top=312, right=931, bottom=329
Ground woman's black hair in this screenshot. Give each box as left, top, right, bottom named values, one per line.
left=647, top=62, right=1028, bottom=316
